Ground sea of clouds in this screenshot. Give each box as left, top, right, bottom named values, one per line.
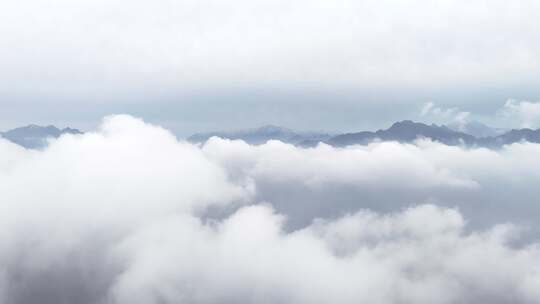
left=1, top=115, right=540, bottom=304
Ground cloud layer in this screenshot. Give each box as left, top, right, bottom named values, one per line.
left=203, top=136, right=540, bottom=230
left=2, top=115, right=540, bottom=304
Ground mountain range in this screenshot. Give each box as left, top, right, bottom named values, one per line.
left=188, top=125, right=332, bottom=145
left=2, top=121, right=540, bottom=149
left=189, top=121, right=540, bottom=148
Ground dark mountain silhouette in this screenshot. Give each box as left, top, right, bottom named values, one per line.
left=1, top=125, right=82, bottom=149
left=188, top=121, right=540, bottom=148
left=322, top=120, right=477, bottom=147
left=485, top=128, right=540, bottom=147
left=301, top=121, right=540, bottom=148
left=4, top=121, right=540, bottom=150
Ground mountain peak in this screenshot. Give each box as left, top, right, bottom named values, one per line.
left=328, top=120, right=476, bottom=147
left=255, top=125, right=293, bottom=134
left=388, top=120, right=443, bottom=131
left=1, top=125, right=82, bottom=149
left=390, top=120, right=417, bottom=127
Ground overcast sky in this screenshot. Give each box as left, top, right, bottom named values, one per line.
left=2, top=0, right=540, bottom=135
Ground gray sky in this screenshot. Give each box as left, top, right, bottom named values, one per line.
left=2, top=0, right=540, bottom=135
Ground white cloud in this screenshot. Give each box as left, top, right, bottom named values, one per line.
left=110, top=204, right=540, bottom=304
left=2, top=115, right=540, bottom=303
left=419, top=102, right=470, bottom=127
left=202, top=137, right=479, bottom=189
left=0, top=115, right=253, bottom=303
left=420, top=102, right=435, bottom=116
left=200, top=136, right=540, bottom=229
left=420, top=100, right=540, bottom=131
left=500, top=99, right=540, bottom=129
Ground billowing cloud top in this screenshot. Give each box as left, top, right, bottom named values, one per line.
left=1, top=115, right=540, bottom=304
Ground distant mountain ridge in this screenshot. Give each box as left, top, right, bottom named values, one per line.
left=189, top=121, right=540, bottom=148
left=322, top=120, right=477, bottom=147
left=1, top=124, right=82, bottom=149
left=3, top=121, right=540, bottom=149
left=188, top=125, right=331, bottom=145
left=317, top=121, right=540, bottom=148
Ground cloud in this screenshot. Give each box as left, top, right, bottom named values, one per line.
left=420, top=100, right=540, bottom=131
left=109, top=204, right=540, bottom=304
left=202, top=137, right=478, bottom=189
left=500, top=99, right=540, bottom=128
left=0, top=115, right=252, bottom=304
left=420, top=102, right=435, bottom=116
left=201, top=136, right=540, bottom=229
left=2, top=115, right=540, bottom=303
left=419, top=102, right=470, bottom=127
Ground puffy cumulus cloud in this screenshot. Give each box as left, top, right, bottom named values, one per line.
left=0, top=115, right=252, bottom=304
left=88, top=205, right=540, bottom=304
left=3, top=115, right=540, bottom=303
left=500, top=99, right=540, bottom=129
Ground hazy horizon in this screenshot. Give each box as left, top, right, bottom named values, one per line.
left=2, top=0, right=540, bottom=135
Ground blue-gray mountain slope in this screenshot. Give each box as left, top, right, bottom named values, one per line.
left=1, top=125, right=82, bottom=149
